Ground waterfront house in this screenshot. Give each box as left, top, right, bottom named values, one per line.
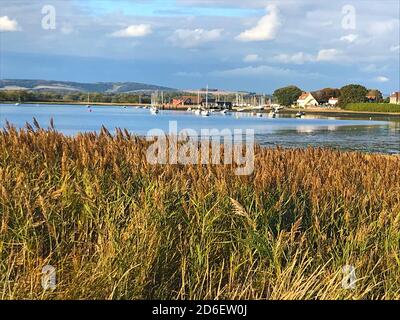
left=390, top=92, right=400, bottom=104
left=216, top=101, right=233, bottom=109
left=172, top=95, right=199, bottom=108
left=201, top=98, right=216, bottom=108
left=297, top=92, right=319, bottom=108
left=366, top=90, right=381, bottom=102
left=328, top=97, right=339, bottom=106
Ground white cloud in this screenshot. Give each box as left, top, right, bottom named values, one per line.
left=236, top=5, right=281, bottom=41
left=316, top=49, right=342, bottom=62
left=274, top=52, right=313, bottom=64
left=361, top=64, right=388, bottom=73
left=0, top=16, right=20, bottom=32
left=111, top=24, right=152, bottom=38
left=211, top=65, right=292, bottom=77
left=375, top=76, right=389, bottom=82
left=369, top=19, right=399, bottom=36
left=340, top=34, right=358, bottom=43
left=61, top=25, right=74, bottom=35
left=390, top=44, right=400, bottom=52
left=174, top=71, right=202, bottom=77
left=243, top=54, right=262, bottom=63
left=168, top=28, right=223, bottom=48
left=274, top=49, right=345, bottom=64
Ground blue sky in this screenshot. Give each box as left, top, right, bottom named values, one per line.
left=0, top=0, right=399, bottom=94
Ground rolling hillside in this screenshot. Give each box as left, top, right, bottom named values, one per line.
left=0, top=79, right=176, bottom=93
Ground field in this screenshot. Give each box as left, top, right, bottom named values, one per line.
left=1, top=123, right=400, bottom=299
left=343, top=103, right=400, bottom=113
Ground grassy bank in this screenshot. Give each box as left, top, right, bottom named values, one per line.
left=343, top=103, right=400, bottom=113
left=1, top=124, right=400, bottom=299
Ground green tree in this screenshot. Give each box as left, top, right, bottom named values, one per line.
left=338, top=84, right=368, bottom=107
left=312, top=88, right=340, bottom=103
left=367, top=89, right=383, bottom=102
left=273, top=85, right=302, bottom=106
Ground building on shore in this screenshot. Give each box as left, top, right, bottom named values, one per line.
left=216, top=101, right=233, bottom=109
left=366, top=90, right=382, bottom=102
left=296, top=92, right=319, bottom=108
left=328, top=97, right=339, bottom=106
left=171, top=95, right=199, bottom=108
left=201, top=98, right=216, bottom=108
left=389, top=92, right=400, bottom=104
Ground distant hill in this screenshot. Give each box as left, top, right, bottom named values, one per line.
left=0, top=79, right=177, bottom=93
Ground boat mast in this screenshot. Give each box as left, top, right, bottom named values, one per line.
left=206, top=84, right=208, bottom=110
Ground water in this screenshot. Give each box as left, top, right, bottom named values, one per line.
left=1, top=103, right=399, bottom=154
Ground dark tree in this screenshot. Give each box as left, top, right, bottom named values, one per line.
left=312, top=88, right=341, bottom=104
left=366, top=89, right=383, bottom=102
left=273, top=85, right=302, bottom=106
left=338, top=84, right=368, bottom=107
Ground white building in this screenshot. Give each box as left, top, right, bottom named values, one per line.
left=390, top=92, right=400, bottom=104
left=328, top=97, right=339, bottom=106
left=296, top=92, right=319, bottom=108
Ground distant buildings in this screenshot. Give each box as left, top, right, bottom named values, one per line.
left=296, top=92, right=319, bottom=108
left=201, top=98, right=216, bottom=108
left=390, top=92, right=400, bottom=104
left=366, top=90, right=382, bottom=102
left=328, top=97, right=339, bottom=106
left=171, top=95, right=199, bottom=108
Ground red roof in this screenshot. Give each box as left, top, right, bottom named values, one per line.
left=298, top=92, right=309, bottom=100
left=390, top=92, right=400, bottom=98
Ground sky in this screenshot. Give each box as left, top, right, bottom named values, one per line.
left=0, top=0, right=399, bottom=94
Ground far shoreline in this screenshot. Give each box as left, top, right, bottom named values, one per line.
left=1, top=101, right=400, bottom=117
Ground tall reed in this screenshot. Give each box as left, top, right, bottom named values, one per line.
left=0, top=122, right=399, bottom=299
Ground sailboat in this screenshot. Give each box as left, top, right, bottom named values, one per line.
left=15, top=94, right=21, bottom=106
left=86, top=93, right=91, bottom=108
left=296, top=104, right=305, bottom=117
left=150, top=92, right=159, bottom=115
left=201, top=85, right=210, bottom=116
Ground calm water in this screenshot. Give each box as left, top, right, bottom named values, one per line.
left=1, top=103, right=399, bottom=154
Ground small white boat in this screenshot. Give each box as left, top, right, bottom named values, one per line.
left=296, top=111, right=305, bottom=118
left=86, top=93, right=91, bottom=108
left=150, top=107, right=159, bottom=115
left=220, top=109, right=229, bottom=115
left=187, top=107, right=192, bottom=111
left=194, top=109, right=201, bottom=116
left=15, top=103, right=20, bottom=106
left=256, top=113, right=263, bottom=117
left=201, top=110, right=210, bottom=117
left=269, top=111, right=277, bottom=118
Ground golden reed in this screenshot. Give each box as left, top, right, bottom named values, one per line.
left=0, top=121, right=399, bottom=299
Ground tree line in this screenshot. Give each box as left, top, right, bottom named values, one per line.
left=0, top=90, right=157, bottom=104
left=273, top=84, right=386, bottom=107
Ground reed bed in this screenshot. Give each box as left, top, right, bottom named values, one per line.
left=0, top=122, right=399, bottom=300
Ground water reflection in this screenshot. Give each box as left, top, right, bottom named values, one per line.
left=0, top=103, right=399, bottom=154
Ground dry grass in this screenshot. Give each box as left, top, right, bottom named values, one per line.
left=0, top=122, right=399, bottom=300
